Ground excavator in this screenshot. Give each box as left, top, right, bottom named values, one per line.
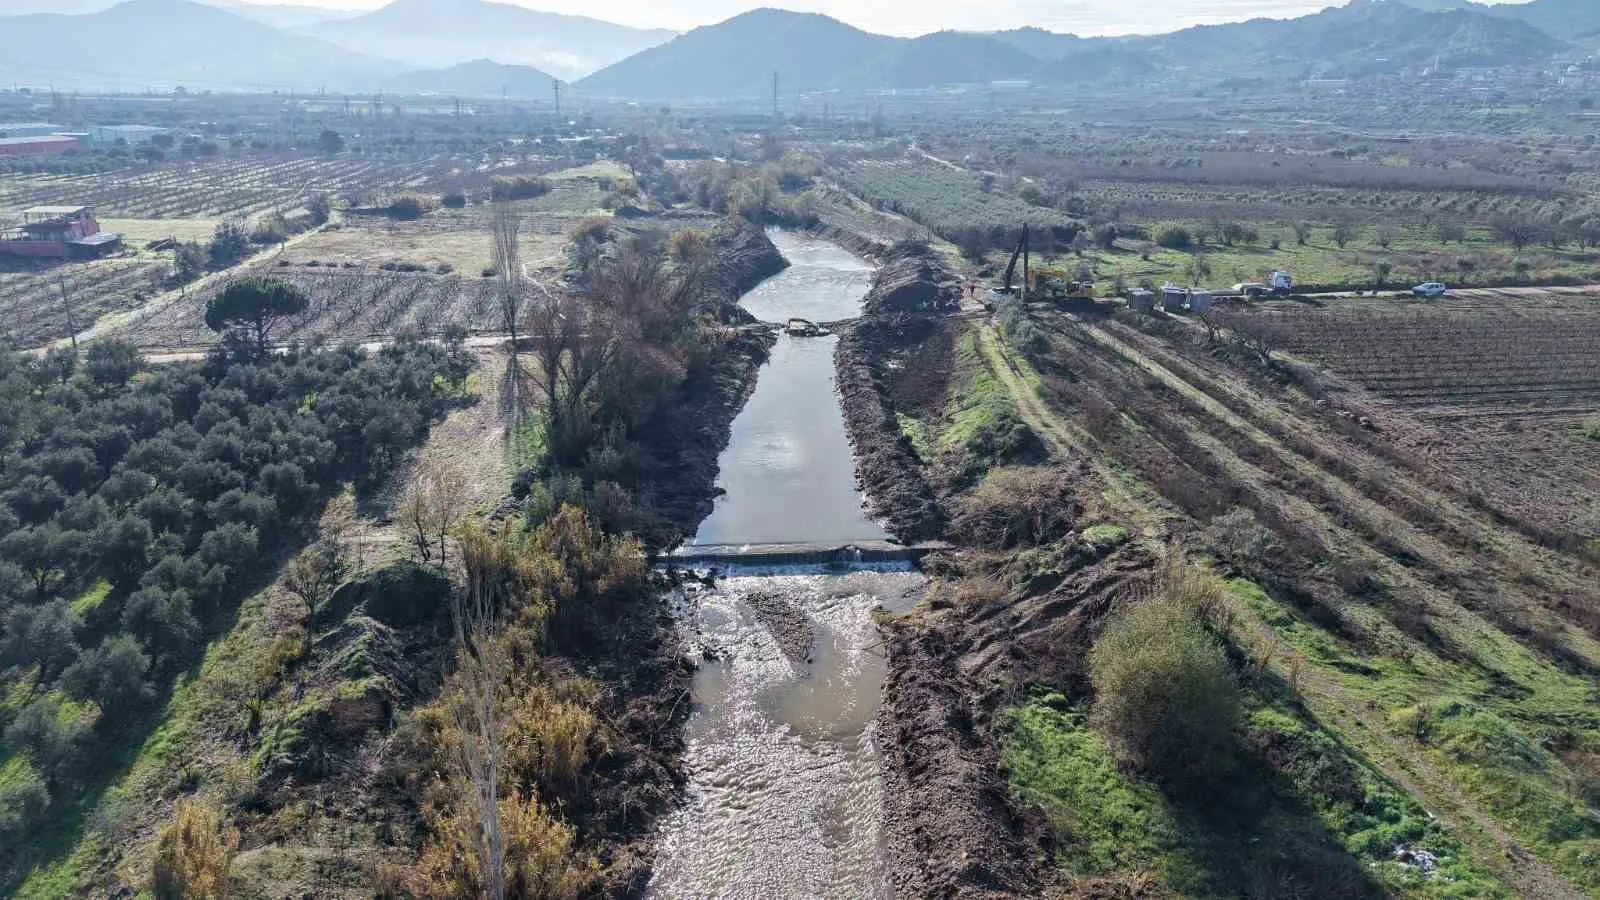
left=983, top=225, right=1029, bottom=307
left=982, top=224, right=1093, bottom=308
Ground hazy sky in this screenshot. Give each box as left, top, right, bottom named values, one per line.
left=225, top=0, right=1524, bottom=36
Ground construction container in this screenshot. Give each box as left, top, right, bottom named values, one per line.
left=1128, top=288, right=1156, bottom=313
left=1189, top=289, right=1212, bottom=312
left=1161, top=283, right=1187, bottom=312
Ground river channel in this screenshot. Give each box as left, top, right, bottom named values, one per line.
left=648, top=232, right=924, bottom=898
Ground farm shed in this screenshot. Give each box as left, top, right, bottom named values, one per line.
left=0, top=135, right=80, bottom=156
left=0, top=206, right=122, bottom=259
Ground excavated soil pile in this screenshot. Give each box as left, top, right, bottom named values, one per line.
left=710, top=219, right=791, bottom=300
left=835, top=243, right=960, bottom=542
left=837, top=318, right=944, bottom=541
left=862, top=241, right=963, bottom=317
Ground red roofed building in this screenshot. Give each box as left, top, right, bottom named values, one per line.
left=0, top=206, right=123, bottom=259
left=0, top=135, right=81, bottom=157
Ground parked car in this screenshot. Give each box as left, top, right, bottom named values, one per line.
left=1234, top=282, right=1267, bottom=298
left=1412, top=282, right=1448, bottom=298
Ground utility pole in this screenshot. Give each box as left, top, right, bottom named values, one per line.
left=552, top=78, right=561, bottom=122
left=771, top=70, right=779, bottom=119
left=56, top=277, right=76, bottom=352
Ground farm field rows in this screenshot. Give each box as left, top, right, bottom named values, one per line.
left=835, top=157, right=1066, bottom=237
left=0, top=257, right=168, bottom=347
left=0, top=155, right=458, bottom=220
left=113, top=173, right=617, bottom=348
left=120, top=267, right=499, bottom=348
left=1216, top=291, right=1600, bottom=545
left=995, top=302, right=1600, bottom=895
left=1072, top=178, right=1556, bottom=226
left=1085, top=223, right=1600, bottom=289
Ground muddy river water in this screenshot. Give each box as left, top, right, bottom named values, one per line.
left=649, top=233, right=924, bottom=897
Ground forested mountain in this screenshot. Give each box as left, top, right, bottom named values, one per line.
left=310, top=0, right=676, bottom=82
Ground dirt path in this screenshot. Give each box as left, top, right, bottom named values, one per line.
left=973, top=322, right=1161, bottom=529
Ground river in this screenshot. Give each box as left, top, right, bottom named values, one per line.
left=687, top=231, right=885, bottom=548
left=648, top=232, right=922, bottom=898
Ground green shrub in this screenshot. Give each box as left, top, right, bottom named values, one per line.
left=489, top=175, right=553, bottom=202
left=386, top=194, right=438, bottom=220
left=1090, top=580, right=1238, bottom=784
left=1156, top=226, right=1193, bottom=250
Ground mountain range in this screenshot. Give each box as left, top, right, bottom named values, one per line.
left=0, top=0, right=397, bottom=90
left=0, top=0, right=1593, bottom=98
left=308, top=0, right=676, bottom=82
left=576, top=1, right=1575, bottom=97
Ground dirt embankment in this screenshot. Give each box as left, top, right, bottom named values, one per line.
left=836, top=318, right=944, bottom=542
left=834, top=242, right=960, bottom=542
left=862, top=240, right=964, bottom=317
left=879, top=543, right=1156, bottom=898
left=628, top=223, right=786, bottom=549
left=709, top=218, right=790, bottom=299
left=634, top=327, right=776, bottom=550
left=805, top=221, right=893, bottom=262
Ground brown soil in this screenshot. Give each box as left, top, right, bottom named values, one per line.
left=836, top=316, right=945, bottom=542
left=879, top=542, right=1158, bottom=899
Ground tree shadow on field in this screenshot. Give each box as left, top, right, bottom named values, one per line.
left=1157, top=748, right=1387, bottom=899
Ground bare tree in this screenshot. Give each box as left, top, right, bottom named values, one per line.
left=449, top=526, right=516, bottom=900
left=282, top=536, right=350, bottom=616
left=492, top=202, right=525, bottom=416
left=397, top=458, right=468, bottom=566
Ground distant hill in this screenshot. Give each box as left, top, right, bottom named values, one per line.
left=205, top=0, right=356, bottom=30
left=1037, top=0, right=1569, bottom=82
left=310, top=0, right=676, bottom=82
left=0, top=0, right=398, bottom=90
left=1477, top=0, right=1600, bottom=40
left=390, top=59, right=561, bottom=98
left=983, top=26, right=1088, bottom=62
left=578, top=8, right=1037, bottom=99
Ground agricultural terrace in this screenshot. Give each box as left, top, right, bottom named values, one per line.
left=1216, top=289, right=1600, bottom=544
left=836, top=158, right=1067, bottom=240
